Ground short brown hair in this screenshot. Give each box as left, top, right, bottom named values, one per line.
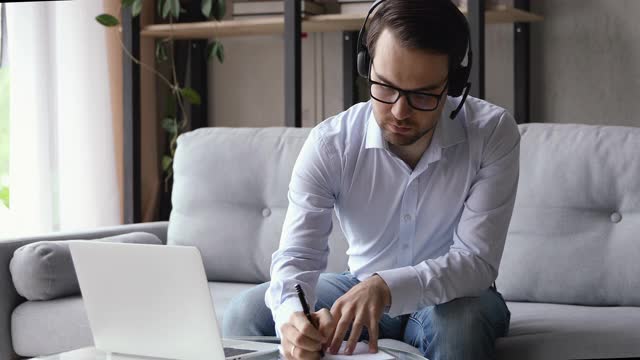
left=365, top=0, right=469, bottom=70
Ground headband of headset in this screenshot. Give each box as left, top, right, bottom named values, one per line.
left=356, top=0, right=473, bottom=118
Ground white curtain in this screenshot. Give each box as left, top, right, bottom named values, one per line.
left=2, top=0, right=121, bottom=238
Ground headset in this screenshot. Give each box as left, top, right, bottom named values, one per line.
left=356, top=0, right=473, bottom=119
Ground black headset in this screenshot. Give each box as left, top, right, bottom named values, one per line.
left=356, top=0, right=473, bottom=119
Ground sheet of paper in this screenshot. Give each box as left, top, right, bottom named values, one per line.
left=279, top=341, right=394, bottom=360
left=323, top=341, right=395, bottom=360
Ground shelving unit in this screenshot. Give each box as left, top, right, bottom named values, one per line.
left=121, top=1, right=542, bottom=222
left=140, top=9, right=542, bottom=39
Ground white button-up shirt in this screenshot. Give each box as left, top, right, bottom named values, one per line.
left=266, top=96, right=520, bottom=333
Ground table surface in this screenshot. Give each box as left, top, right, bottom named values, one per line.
left=31, top=336, right=428, bottom=360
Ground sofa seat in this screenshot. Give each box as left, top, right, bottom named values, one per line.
left=11, top=282, right=256, bottom=358
left=496, top=301, right=640, bottom=360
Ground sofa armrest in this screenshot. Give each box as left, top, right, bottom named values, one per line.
left=0, top=221, right=169, bottom=360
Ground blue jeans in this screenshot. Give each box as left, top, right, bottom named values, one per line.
left=223, top=272, right=511, bottom=360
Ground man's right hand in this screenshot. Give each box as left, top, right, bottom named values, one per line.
left=280, top=308, right=335, bottom=360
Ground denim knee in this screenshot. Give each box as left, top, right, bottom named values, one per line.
left=403, top=290, right=510, bottom=360
left=222, top=282, right=275, bottom=337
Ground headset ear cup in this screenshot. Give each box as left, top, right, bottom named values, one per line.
left=357, top=49, right=370, bottom=79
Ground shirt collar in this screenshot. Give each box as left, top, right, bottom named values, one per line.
left=364, top=98, right=467, bottom=151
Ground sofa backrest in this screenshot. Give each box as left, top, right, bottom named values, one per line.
left=168, top=127, right=349, bottom=283
left=496, top=123, right=640, bottom=306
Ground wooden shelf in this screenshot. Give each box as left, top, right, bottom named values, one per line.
left=141, top=8, right=543, bottom=39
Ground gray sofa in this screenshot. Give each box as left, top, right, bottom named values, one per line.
left=1, top=123, right=639, bottom=360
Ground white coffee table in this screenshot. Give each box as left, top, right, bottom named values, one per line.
left=31, top=337, right=428, bottom=360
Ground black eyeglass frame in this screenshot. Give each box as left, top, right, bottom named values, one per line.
left=368, top=77, right=449, bottom=112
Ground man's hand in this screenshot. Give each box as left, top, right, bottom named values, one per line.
left=281, top=308, right=335, bottom=360
left=328, top=275, right=391, bottom=355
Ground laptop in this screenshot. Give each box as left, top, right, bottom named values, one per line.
left=69, top=241, right=279, bottom=360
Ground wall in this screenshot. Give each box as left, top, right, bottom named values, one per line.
left=531, top=0, right=640, bottom=127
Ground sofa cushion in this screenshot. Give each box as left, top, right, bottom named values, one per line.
left=11, top=281, right=256, bottom=358
left=168, top=127, right=349, bottom=283
left=11, top=296, right=93, bottom=358
left=497, top=123, right=640, bottom=306
left=496, top=301, right=640, bottom=360
left=10, top=232, right=162, bottom=301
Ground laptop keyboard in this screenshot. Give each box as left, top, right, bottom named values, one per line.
left=224, top=347, right=258, bottom=358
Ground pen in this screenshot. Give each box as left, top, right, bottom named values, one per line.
left=295, top=284, right=325, bottom=357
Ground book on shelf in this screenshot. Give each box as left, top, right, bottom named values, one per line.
left=339, top=1, right=372, bottom=14
left=233, top=0, right=326, bottom=17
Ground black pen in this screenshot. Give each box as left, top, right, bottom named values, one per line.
left=295, top=284, right=325, bottom=357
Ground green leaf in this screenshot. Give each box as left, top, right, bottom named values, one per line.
left=155, top=40, right=168, bottom=62
left=132, top=0, right=143, bottom=17
left=162, top=0, right=171, bottom=18
left=95, top=14, right=120, bottom=27
left=214, top=0, right=226, bottom=20
left=202, top=0, right=212, bottom=18
left=180, top=87, right=202, bottom=105
left=122, top=0, right=136, bottom=7
left=162, top=155, right=173, bottom=171
left=171, top=0, right=181, bottom=19
left=161, top=117, right=178, bottom=134
left=157, top=0, right=164, bottom=16
left=207, top=41, right=224, bottom=63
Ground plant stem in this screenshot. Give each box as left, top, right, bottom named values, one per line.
left=117, top=30, right=174, bottom=91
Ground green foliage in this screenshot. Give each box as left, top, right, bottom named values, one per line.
left=96, top=14, right=120, bottom=27
left=162, top=155, right=173, bottom=171
left=180, top=87, right=201, bottom=105
left=132, top=0, right=144, bottom=17
left=161, top=117, right=178, bottom=134
left=207, top=40, right=224, bottom=63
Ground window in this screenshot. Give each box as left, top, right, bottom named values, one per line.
left=0, top=4, right=8, bottom=211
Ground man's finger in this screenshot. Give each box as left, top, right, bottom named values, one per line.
left=291, top=312, right=324, bottom=342
left=281, top=322, right=322, bottom=352
left=289, top=340, right=322, bottom=360
left=314, top=308, right=335, bottom=342
left=345, top=319, right=363, bottom=354
left=329, top=316, right=352, bottom=354
left=367, top=319, right=379, bottom=353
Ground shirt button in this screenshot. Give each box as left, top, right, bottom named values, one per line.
left=262, top=208, right=272, bottom=217
left=610, top=212, right=622, bottom=223
left=403, top=214, right=412, bottom=222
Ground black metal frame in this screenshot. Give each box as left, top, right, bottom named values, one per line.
left=514, top=0, right=530, bottom=124
left=122, top=7, right=141, bottom=224
left=468, top=0, right=486, bottom=99
left=342, top=31, right=359, bottom=109
left=284, top=0, right=302, bottom=128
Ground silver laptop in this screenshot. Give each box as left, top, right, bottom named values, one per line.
left=69, top=241, right=279, bottom=360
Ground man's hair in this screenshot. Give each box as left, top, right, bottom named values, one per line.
left=365, top=0, right=469, bottom=70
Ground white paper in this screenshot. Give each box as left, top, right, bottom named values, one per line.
left=279, top=341, right=394, bottom=360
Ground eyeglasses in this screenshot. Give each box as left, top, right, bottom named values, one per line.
left=368, top=76, right=448, bottom=112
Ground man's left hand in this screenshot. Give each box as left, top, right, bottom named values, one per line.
left=327, top=274, right=391, bottom=355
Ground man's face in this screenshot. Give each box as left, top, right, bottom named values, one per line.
left=370, top=29, right=450, bottom=147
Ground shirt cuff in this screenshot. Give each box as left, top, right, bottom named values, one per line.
left=375, top=266, right=422, bottom=317
left=273, top=296, right=304, bottom=338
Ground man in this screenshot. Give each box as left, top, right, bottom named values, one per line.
left=223, top=1, right=519, bottom=359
